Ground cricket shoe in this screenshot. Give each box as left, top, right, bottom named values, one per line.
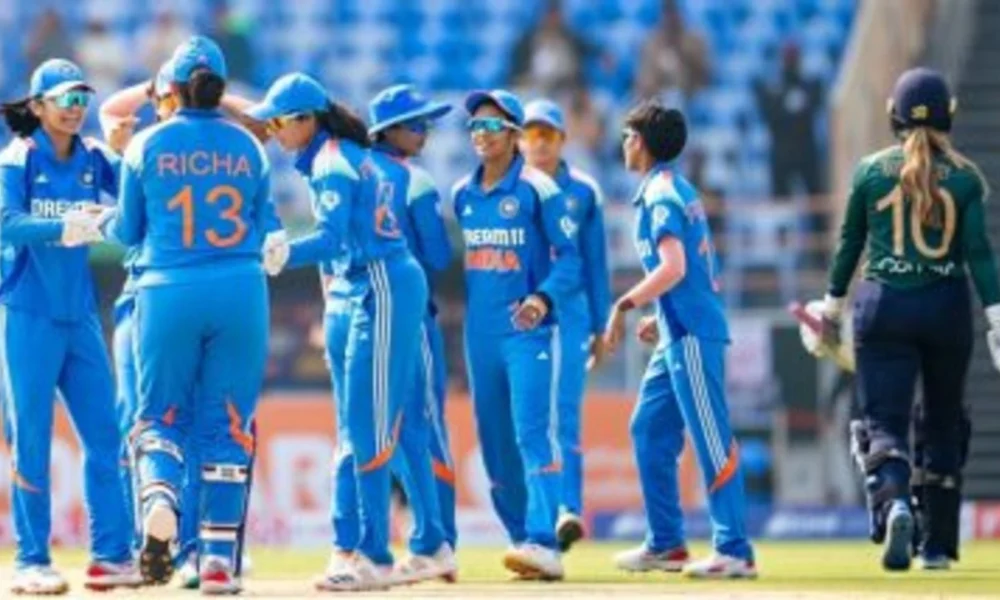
left=503, top=543, right=564, bottom=581
left=178, top=553, right=200, bottom=589
left=615, top=545, right=690, bottom=573
left=200, top=556, right=242, bottom=595
left=83, top=560, right=142, bottom=591
left=556, top=511, right=585, bottom=552
left=882, top=500, right=914, bottom=571
left=920, top=553, right=951, bottom=570
left=10, top=565, right=70, bottom=596
left=140, top=500, right=178, bottom=585
left=393, top=544, right=458, bottom=585
left=314, top=552, right=395, bottom=592
left=682, top=554, right=758, bottom=579
left=239, top=552, right=254, bottom=576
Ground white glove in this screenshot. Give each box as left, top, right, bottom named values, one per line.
left=985, top=304, right=1000, bottom=373
left=262, top=230, right=289, bottom=276
left=60, top=209, right=105, bottom=247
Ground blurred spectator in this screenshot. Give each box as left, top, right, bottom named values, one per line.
left=635, top=0, right=711, bottom=100
left=563, top=86, right=605, bottom=175
left=25, top=9, right=75, bottom=72
left=77, top=20, right=126, bottom=95
left=510, top=0, right=594, bottom=96
left=753, top=42, right=825, bottom=198
left=211, top=3, right=254, bottom=86
left=139, top=9, right=191, bottom=75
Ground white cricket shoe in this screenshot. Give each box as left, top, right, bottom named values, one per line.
left=10, top=565, right=70, bottom=595
left=178, top=554, right=200, bottom=590
left=920, top=554, right=951, bottom=570
left=314, top=552, right=395, bottom=592
left=199, top=556, right=242, bottom=595
left=682, top=553, right=758, bottom=579
left=393, top=544, right=458, bottom=584
left=614, top=545, right=690, bottom=573
left=83, top=560, right=142, bottom=591
left=139, top=500, right=178, bottom=585
left=503, top=543, right=564, bottom=581
left=239, top=552, right=254, bottom=576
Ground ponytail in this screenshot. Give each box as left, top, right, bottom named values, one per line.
left=1, top=98, right=40, bottom=137
left=316, top=101, right=370, bottom=148
left=178, top=70, right=225, bottom=110
left=901, top=128, right=989, bottom=227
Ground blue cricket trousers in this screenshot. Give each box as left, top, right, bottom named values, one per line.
left=554, top=301, right=591, bottom=516
left=465, top=326, right=561, bottom=549
left=132, top=272, right=268, bottom=563
left=631, top=335, right=753, bottom=561
left=112, top=297, right=141, bottom=547
left=421, top=315, right=457, bottom=549
left=0, top=306, right=132, bottom=566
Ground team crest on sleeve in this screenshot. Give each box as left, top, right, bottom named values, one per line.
left=499, top=196, right=520, bottom=219
left=652, top=204, right=669, bottom=228
left=319, top=190, right=341, bottom=210
left=80, top=169, right=94, bottom=187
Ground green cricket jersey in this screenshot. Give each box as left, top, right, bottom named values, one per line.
left=828, top=145, right=1000, bottom=305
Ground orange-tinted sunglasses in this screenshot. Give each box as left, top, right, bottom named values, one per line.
left=522, top=126, right=563, bottom=144
left=266, top=114, right=307, bottom=135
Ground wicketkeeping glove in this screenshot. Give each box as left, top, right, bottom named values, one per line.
left=60, top=208, right=105, bottom=247
left=262, top=230, right=290, bottom=276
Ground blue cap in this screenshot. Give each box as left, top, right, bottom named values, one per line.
left=29, top=59, right=93, bottom=98
left=889, top=67, right=955, bottom=132
left=368, top=84, right=452, bottom=135
left=464, top=89, right=524, bottom=128
left=154, top=59, right=174, bottom=98
left=524, top=99, right=565, bottom=133
left=245, top=73, right=329, bottom=121
left=171, top=36, right=227, bottom=83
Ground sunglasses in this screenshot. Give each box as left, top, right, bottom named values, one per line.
left=400, top=118, right=432, bottom=135
left=621, top=127, right=639, bottom=142
left=266, top=114, right=307, bottom=135
left=522, top=126, right=563, bottom=143
left=467, top=117, right=516, bottom=134
left=49, top=90, right=91, bottom=110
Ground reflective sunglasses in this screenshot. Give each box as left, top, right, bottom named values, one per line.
left=49, top=90, right=91, bottom=110
left=266, top=114, right=307, bottom=135
left=466, top=116, right=516, bottom=134
left=522, top=126, right=562, bottom=143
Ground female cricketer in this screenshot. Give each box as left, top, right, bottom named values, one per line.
left=247, top=72, right=428, bottom=592
left=367, top=83, right=457, bottom=583
left=520, top=98, right=611, bottom=551
left=0, top=58, right=138, bottom=594
left=602, top=102, right=756, bottom=579
left=815, top=68, right=1000, bottom=571
left=99, top=59, right=264, bottom=590
left=453, top=89, right=581, bottom=581
left=109, top=36, right=273, bottom=594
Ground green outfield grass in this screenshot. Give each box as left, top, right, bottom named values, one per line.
left=1, top=540, right=998, bottom=597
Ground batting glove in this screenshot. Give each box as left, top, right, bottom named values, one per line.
left=262, top=230, right=290, bottom=276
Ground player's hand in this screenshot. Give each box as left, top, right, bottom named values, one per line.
left=587, top=334, right=609, bottom=371
left=635, top=315, right=659, bottom=346
left=61, top=209, right=105, bottom=247
left=106, top=116, right=139, bottom=154
left=985, top=305, right=1000, bottom=372
left=262, top=230, right=290, bottom=276
left=602, top=301, right=629, bottom=355
left=511, top=294, right=549, bottom=331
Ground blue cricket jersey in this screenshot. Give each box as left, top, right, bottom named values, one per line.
left=633, top=163, right=728, bottom=344
left=112, top=108, right=274, bottom=286
left=288, top=132, right=409, bottom=292
left=453, top=154, right=581, bottom=336
left=372, top=143, right=452, bottom=315
left=0, top=130, right=120, bottom=322
left=553, top=161, right=611, bottom=335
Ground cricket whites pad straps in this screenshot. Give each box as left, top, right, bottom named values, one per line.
left=202, top=463, right=250, bottom=483
left=135, top=437, right=184, bottom=464
left=862, top=447, right=909, bottom=477
left=140, top=481, right=179, bottom=508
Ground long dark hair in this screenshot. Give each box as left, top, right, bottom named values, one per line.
left=316, top=101, right=370, bottom=147
left=177, top=70, right=225, bottom=110
left=1, top=98, right=40, bottom=137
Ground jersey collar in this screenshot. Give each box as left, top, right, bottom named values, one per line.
left=175, top=107, right=224, bottom=119
left=472, top=153, right=523, bottom=196
left=294, top=129, right=331, bottom=176
left=632, top=161, right=672, bottom=205
left=373, top=141, right=407, bottom=160
left=30, top=129, right=85, bottom=162
left=553, top=160, right=572, bottom=188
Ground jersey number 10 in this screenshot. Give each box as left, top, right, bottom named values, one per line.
left=875, top=185, right=956, bottom=259
left=168, top=185, right=248, bottom=249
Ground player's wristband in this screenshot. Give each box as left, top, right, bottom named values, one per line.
left=616, top=297, right=636, bottom=313
left=822, top=293, right=845, bottom=318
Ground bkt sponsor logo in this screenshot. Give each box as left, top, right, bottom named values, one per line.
left=31, top=199, right=94, bottom=218
left=462, top=227, right=526, bottom=247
